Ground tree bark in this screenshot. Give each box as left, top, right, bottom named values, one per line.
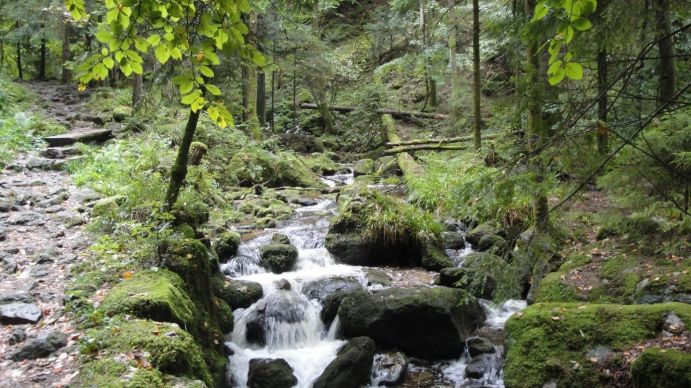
left=420, top=0, right=437, bottom=109
left=165, top=109, right=201, bottom=209
left=299, top=103, right=449, bottom=120
left=16, top=30, right=22, bottom=80
left=597, top=49, right=608, bottom=155
left=472, top=0, right=482, bottom=149
left=384, top=144, right=470, bottom=155
left=448, top=0, right=461, bottom=133
left=39, top=24, right=46, bottom=80
left=132, top=73, right=143, bottom=112
left=257, top=71, right=266, bottom=127
left=62, top=18, right=72, bottom=83
left=311, top=88, right=337, bottom=134
left=188, top=142, right=207, bottom=166
left=653, top=0, right=676, bottom=104
left=525, top=0, right=549, bottom=231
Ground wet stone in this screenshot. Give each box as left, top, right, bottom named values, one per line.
left=0, top=302, right=43, bottom=324
left=466, top=337, right=495, bottom=357
left=664, top=312, right=685, bottom=335
left=9, top=331, right=67, bottom=361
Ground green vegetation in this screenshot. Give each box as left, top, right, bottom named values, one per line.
left=505, top=302, right=691, bottom=387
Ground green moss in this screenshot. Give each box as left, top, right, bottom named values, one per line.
left=504, top=302, right=691, bottom=387
left=214, top=297, right=234, bottom=333
left=101, top=270, right=198, bottom=330
left=533, top=272, right=578, bottom=303
left=227, top=149, right=323, bottom=188
left=260, top=243, right=298, bottom=273
left=81, top=319, right=213, bottom=386
left=303, top=152, right=340, bottom=175
left=172, top=202, right=210, bottom=229
left=631, top=348, right=691, bottom=388
left=74, top=357, right=167, bottom=388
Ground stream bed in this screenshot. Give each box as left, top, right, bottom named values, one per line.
left=222, top=172, right=525, bottom=387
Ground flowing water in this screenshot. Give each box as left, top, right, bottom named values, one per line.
left=222, top=171, right=526, bottom=387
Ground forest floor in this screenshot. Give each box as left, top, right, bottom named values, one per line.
left=0, top=82, right=106, bottom=387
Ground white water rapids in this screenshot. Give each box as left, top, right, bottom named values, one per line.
left=222, top=171, right=526, bottom=387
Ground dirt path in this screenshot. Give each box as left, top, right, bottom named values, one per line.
left=0, top=82, right=105, bottom=387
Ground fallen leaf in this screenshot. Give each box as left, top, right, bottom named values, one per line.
left=122, top=271, right=134, bottom=280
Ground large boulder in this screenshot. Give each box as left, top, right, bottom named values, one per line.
left=211, top=275, right=263, bottom=309
left=371, top=352, right=407, bottom=386
left=260, top=234, right=298, bottom=274
left=301, top=276, right=364, bottom=325
left=312, top=337, right=376, bottom=388
left=338, top=287, right=486, bottom=359
left=465, top=222, right=501, bottom=247
left=325, top=189, right=449, bottom=270
left=353, top=159, right=375, bottom=176
left=214, top=232, right=241, bottom=263
left=247, top=358, right=297, bottom=388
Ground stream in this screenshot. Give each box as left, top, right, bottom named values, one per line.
left=222, top=171, right=526, bottom=387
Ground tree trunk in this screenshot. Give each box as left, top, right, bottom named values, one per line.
left=387, top=133, right=499, bottom=146
left=525, top=0, right=549, bottom=231
left=472, top=0, right=482, bottom=149
left=165, top=109, right=201, bottom=209
left=653, top=0, right=676, bottom=104
left=132, top=73, right=143, bottom=112
left=241, top=65, right=248, bottom=121
left=257, top=71, right=266, bottom=127
left=384, top=144, right=470, bottom=155
left=448, top=0, right=461, bottom=133
left=16, top=39, right=22, bottom=80
left=245, top=12, right=261, bottom=139
left=39, top=39, right=46, bottom=80
left=597, top=49, right=608, bottom=155
left=420, top=0, right=436, bottom=109
left=62, top=19, right=72, bottom=83
left=188, top=142, right=207, bottom=166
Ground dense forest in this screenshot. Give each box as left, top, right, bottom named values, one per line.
left=0, top=0, right=689, bottom=387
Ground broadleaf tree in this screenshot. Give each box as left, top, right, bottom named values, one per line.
left=64, top=0, right=263, bottom=209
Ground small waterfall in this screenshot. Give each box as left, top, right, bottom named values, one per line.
left=225, top=171, right=369, bottom=387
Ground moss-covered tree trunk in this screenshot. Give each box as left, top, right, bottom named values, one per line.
left=165, top=109, right=201, bottom=210
left=653, top=0, right=676, bottom=104
left=16, top=28, right=22, bottom=80
left=311, top=88, right=337, bottom=134
left=525, top=0, right=549, bottom=231
left=245, top=12, right=261, bottom=139
left=472, top=0, right=482, bottom=149
left=420, top=0, right=437, bottom=110
left=38, top=26, right=46, bottom=81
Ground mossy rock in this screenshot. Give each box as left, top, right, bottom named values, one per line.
left=112, top=106, right=132, bottom=122
left=631, top=347, right=691, bottom=388
left=227, top=149, right=323, bottom=188
left=326, top=187, right=444, bottom=269
left=353, top=159, right=375, bottom=176
left=91, top=195, right=126, bottom=217
left=74, top=357, right=167, bottom=388
left=214, top=297, right=234, bottom=333
left=238, top=198, right=294, bottom=220
left=259, top=243, right=298, bottom=274
left=465, top=221, right=501, bottom=247
left=174, top=224, right=197, bottom=239
left=172, top=202, right=210, bottom=229
left=533, top=272, right=579, bottom=303
left=504, top=302, right=691, bottom=387
left=101, top=270, right=198, bottom=330
left=210, top=274, right=263, bottom=309
left=304, top=152, right=340, bottom=175
left=214, top=231, right=241, bottom=263
left=81, top=319, right=213, bottom=386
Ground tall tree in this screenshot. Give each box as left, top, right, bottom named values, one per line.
left=652, top=0, right=676, bottom=103
left=471, top=0, right=482, bottom=149
left=420, top=0, right=437, bottom=109
left=447, top=0, right=461, bottom=133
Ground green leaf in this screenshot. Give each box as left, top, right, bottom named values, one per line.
left=532, top=1, right=549, bottom=22
left=155, top=45, right=170, bottom=64
left=103, top=57, right=115, bottom=69
left=179, top=80, right=194, bottom=95
left=199, top=66, right=214, bottom=78
left=205, top=84, right=221, bottom=96
left=548, top=68, right=566, bottom=85
left=572, top=17, right=592, bottom=31
left=95, top=30, right=112, bottom=43
left=548, top=60, right=563, bottom=75
left=252, top=52, right=266, bottom=67
left=147, top=35, right=161, bottom=46
left=181, top=91, right=201, bottom=105
left=564, top=62, right=584, bottom=80
left=204, top=51, right=220, bottom=65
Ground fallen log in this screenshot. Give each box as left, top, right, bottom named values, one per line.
left=383, top=144, right=470, bottom=155
left=382, top=114, right=425, bottom=177
left=386, top=133, right=499, bottom=147
left=299, top=103, right=449, bottom=120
